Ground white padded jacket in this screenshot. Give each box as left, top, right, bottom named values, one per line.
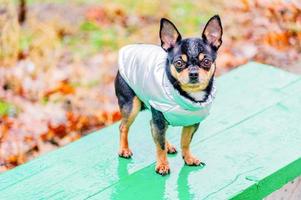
left=118, top=44, right=216, bottom=126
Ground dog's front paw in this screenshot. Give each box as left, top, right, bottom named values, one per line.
left=183, top=154, right=205, bottom=166
left=118, top=148, right=133, bottom=158
left=155, top=163, right=170, bottom=176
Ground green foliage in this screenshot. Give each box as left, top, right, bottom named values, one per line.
left=90, top=27, right=118, bottom=50
left=80, top=21, right=118, bottom=50
left=64, top=21, right=120, bottom=58
left=0, top=101, right=16, bottom=116
left=17, top=0, right=217, bottom=58
left=80, top=21, right=99, bottom=32
left=19, top=33, right=32, bottom=51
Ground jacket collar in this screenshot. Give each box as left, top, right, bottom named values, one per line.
left=163, top=73, right=216, bottom=111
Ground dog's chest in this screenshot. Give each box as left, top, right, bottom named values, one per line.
left=187, top=91, right=207, bottom=102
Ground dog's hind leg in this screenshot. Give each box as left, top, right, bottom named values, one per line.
left=115, top=71, right=141, bottom=158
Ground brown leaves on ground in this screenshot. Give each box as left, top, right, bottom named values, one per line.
left=86, top=4, right=128, bottom=27
left=0, top=52, right=121, bottom=172
left=217, top=0, right=301, bottom=73
left=45, top=80, right=76, bottom=97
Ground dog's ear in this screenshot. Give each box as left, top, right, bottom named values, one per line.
left=160, top=18, right=182, bottom=51
left=202, top=15, right=223, bottom=50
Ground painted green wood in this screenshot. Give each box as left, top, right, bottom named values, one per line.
left=0, top=62, right=300, bottom=200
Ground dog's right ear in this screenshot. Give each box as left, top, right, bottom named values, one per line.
left=202, top=15, right=223, bottom=50
left=160, top=18, right=182, bottom=51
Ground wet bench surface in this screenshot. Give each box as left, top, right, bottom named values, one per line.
left=0, top=62, right=301, bottom=200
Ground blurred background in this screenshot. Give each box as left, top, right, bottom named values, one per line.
left=0, top=0, right=300, bottom=172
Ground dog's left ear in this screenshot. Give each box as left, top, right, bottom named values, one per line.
left=202, top=15, right=223, bottom=50
left=160, top=18, right=182, bottom=51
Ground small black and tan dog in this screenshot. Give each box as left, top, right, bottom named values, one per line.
left=115, top=15, right=223, bottom=175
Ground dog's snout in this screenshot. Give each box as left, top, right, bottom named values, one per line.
left=189, top=72, right=198, bottom=79
left=189, top=66, right=199, bottom=82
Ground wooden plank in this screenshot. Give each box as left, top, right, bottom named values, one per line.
left=0, top=111, right=168, bottom=199
left=90, top=93, right=301, bottom=200
left=0, top=62, right=300, bottom=200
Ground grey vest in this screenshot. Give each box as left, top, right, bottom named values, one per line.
left=118, top=44, right=216, bottom=126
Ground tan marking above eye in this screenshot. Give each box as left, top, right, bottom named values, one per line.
left=181, top=54, right=188, bottom=62
left=198, top=53, right=205, bottom=61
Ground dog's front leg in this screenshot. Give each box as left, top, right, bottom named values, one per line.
left=150, top=107, right=169, bottom=175
left=181, top=123, right=204, bottom=166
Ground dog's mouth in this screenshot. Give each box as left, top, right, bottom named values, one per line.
left=189, top=79, right=199, bottom=84
left=180, top=81, right=208, bottom=92
left=188, top=79, right=209, bottom=87
left=186, top=83, right=201, bottom=87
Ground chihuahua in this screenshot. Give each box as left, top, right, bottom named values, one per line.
left=115, top=15, right=223, bottom=175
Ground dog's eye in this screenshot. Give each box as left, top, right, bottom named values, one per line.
left=174, top=60, right=184, bottom=68
left=202, top=58, right=212, bottom=69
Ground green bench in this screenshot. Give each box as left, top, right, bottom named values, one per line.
left=0, top=62, right=301, bottom=200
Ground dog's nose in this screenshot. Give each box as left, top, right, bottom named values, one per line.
left=189, top=66, right=199, bottom=82
left=189, top=72, right=198, bottom=82
left=189, top=72, right=198, bottom=78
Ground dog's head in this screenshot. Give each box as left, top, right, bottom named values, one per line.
left=160, top=15, right=223, bottom=93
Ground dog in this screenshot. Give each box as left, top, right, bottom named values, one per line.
left=115, top=15, right=223, bottom=175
